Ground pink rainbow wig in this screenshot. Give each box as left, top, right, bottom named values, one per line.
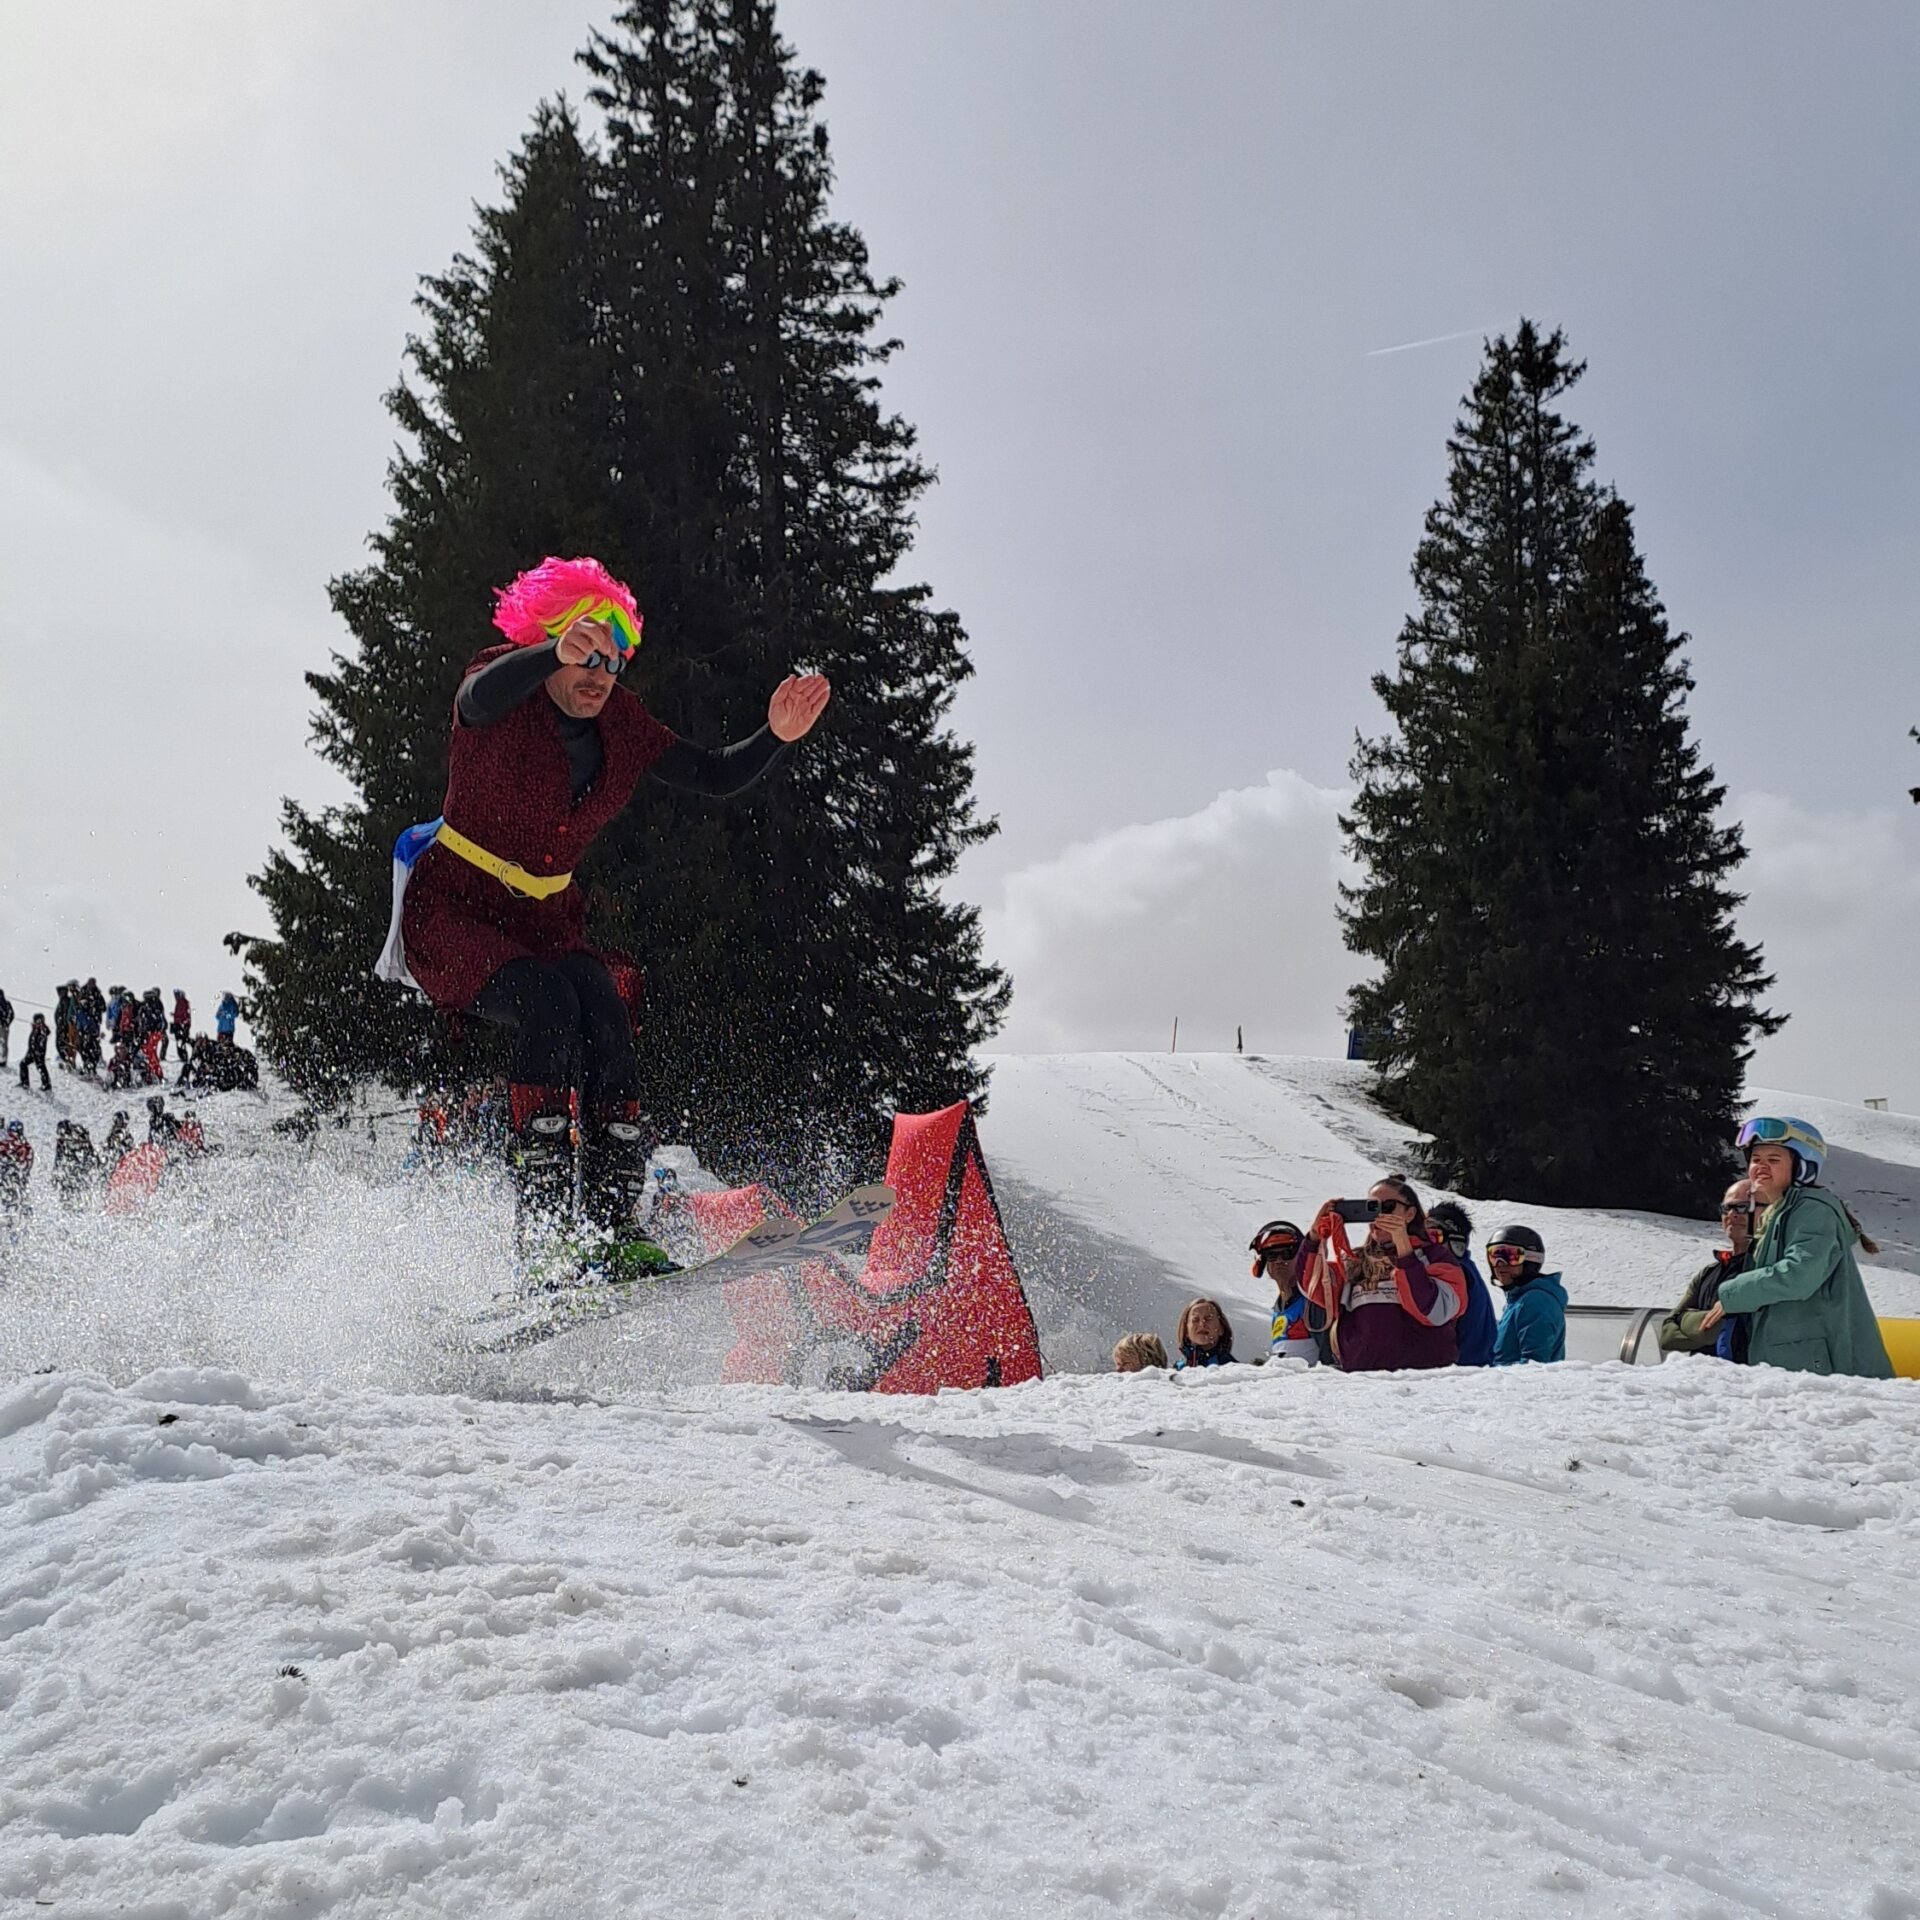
left=492, top=556, right=643, bottom=655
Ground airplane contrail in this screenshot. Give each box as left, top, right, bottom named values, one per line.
left=1365, top=326, right=1494, bottom=359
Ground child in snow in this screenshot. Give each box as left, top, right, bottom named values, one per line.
left=1112, top=1333, right=1169, bottom=1372
left=0, top=1118, right=32, bottom=1236
left=1175, top=1298, right=1235, bottom=1369
left=1488, top=1227, right=1567, bottom=1365
left=53, top=1121, right=101, bottom=1209
left=18, top=1014, right=51, bottom=1092
left=1250, top=1219, right=1323, bottom=1365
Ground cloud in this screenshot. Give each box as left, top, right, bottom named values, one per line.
left=0, top=439, right=348, bottom=1007
left=980, top=772, right=1920, bottom=1112
left=982, top=769, right=1361, bottom=1056
left=1730, top=790, right=1920, bottom=1107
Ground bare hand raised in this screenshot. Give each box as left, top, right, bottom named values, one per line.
left=769, top=673, right=832, bottom=742
left=554, top=615, right=612, bottom=668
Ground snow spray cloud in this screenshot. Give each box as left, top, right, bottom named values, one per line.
left=0, top=1131, right=518, bottom=1393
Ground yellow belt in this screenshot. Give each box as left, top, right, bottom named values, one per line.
left=435, top=823, right=573, bottom=900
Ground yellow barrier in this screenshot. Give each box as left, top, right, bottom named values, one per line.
left=1881, top=1319, right=1920, bottom=1381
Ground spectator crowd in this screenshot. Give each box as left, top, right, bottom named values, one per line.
left=1111, top=1116, right=1895, bottom=1385
left=0, top=973, right=252, bottom=1235
left=4, top=978, right=258, bottom=1096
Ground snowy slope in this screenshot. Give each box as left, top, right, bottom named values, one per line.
left=6, top=1058, right=1920, bottom=1915
left=5, top=1360, right=1919, bottom=1918
left=975, top=1054, right=1920, bottom=1371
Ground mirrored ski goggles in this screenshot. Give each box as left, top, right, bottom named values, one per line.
left=1736, top=1117, right=1821, bottom=1155
left=1486, top=1243, right=1540, bottom=1266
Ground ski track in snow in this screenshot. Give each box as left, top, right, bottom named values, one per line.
left=3, top=1363, right=1920, bottom=1918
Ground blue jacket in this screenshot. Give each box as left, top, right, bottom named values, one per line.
left=1454, top=1250, right=1498, bottom=1367
left=215, top=995, right=239, bottom=1038
left=1176, top=1339, right=1234, bottom=1370
left=1493, top=1272, right=1567, bottom=1365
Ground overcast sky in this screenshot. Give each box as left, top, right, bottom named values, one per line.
left=3, top=2, right=1917, bottom=1106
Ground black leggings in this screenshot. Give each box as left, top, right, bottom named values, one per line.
left=472, top=952, right=638, bottom=1110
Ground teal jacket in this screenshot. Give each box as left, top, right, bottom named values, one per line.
left=1492, top=1272, right=1567, bottom=1366
left=1715, top=1186, right=1893, bottom=1380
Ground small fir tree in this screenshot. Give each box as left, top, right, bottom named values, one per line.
left=1343, top=322, right=1781, bottom=1212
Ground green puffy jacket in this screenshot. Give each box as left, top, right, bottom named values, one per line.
left=1715, top=1186, right=1893, bottom=1380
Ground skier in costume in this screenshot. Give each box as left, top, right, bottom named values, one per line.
left=382, top=555, right=830, bottom=1259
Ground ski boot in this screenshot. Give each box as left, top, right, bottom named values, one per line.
left=578, top=1102, right=680, bottom=1283
left=507, top=1084, right=575, bottom=1273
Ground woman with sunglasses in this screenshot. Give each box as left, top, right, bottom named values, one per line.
left=384, top=555, right=830, bottom=1257
left=1698, top=1118, right=1893, bottom=1379
left=1297, top=1177, right=1468, bottom=1372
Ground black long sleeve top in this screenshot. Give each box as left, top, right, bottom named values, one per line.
left=457, top=641, right=790, bottom=802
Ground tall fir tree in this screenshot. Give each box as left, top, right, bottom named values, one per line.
left=244, top=1, right=1006, bottom=1189
left=1343, top=321, right=1780, bottom=1213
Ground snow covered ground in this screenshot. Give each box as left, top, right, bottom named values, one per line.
left=5, top=1359, right=1919, bottom=1918
left=4, top=1053, right=1920, bottom=1915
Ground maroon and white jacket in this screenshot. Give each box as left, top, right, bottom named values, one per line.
left=1297, top=1223, right=1467, bottom=1372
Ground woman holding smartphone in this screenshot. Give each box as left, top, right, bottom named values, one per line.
left=1296, top=1177, right=1469, bottom=1372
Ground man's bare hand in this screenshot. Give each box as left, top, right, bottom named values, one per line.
left=554, top=615, right=612, bottom=667
left=769, top=673, right=832, bottom=742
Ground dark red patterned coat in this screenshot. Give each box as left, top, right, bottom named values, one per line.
left=402, top=645, right=675, bottom=1011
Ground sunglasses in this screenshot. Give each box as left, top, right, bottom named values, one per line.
left=549, top=602, right=643, bottom=674
left=1486, top=1244, right=1538, bottom=1265
left=1719, top=1203, right=1754, bottom=1220
left=1371, top=1198, right=1411, bottom=1216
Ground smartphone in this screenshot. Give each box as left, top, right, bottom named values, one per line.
left=1335, top=1198, right=1378, bottom=1225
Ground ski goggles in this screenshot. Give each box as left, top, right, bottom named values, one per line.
left=1486, top=1243, right=1541, bottom=1266
left=1251, top=1231, right=1303, bottom=1261
left=1736, top=1116, right=1823, bottom=1157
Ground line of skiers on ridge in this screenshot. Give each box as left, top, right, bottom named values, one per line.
left=1, top=980, right=257, bottom=1096
left=1112, top=1114, right=1894, bottom=1383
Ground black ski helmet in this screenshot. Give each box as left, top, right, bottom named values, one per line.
left=1487, top=1223, right=1546, bottom=1278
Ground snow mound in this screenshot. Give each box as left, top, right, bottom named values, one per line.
left=3, top=1361, right=1917, bottom=1916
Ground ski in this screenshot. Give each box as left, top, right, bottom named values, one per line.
left=463, top=1182, right=896, bottom=1356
